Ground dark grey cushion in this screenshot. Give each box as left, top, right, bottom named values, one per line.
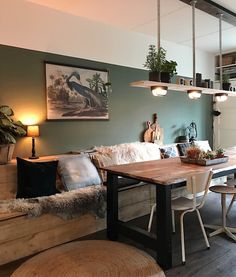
left=16, top=157, right=58, bottom=198
left=177, top=142, right=191, bottom=156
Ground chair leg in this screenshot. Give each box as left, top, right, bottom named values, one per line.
left=172, top=209, right=175, bottom=233
left=180, top=212, right=186, bottom=265
left=196, top=209, right=210, bottom=249
left=148, top=204, right=156, bottom=232
left=227, top=194, right=236, bottom=216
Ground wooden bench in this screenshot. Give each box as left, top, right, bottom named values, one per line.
left=0, top=156, right=155, bottom=265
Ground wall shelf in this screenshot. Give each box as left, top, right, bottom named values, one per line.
left=130, top=80, right=236, bottom=97
left=216, top=64, right=236, bottom=69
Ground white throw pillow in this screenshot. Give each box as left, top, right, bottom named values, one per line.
left=194, top=140, right=212, bottom=152
left=58, top=155, right=101, bottom=191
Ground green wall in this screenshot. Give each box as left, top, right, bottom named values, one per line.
left=0, top=44, right=213, bottom=158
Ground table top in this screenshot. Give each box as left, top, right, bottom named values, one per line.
left=101, top=155, right=236, bottom=186
left=210, top=185, right=236, bottom=194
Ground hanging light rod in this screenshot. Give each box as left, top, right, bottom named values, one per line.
left=130, top=80, right=236, bottom=97
left=179, top=0, right=236, bottom=26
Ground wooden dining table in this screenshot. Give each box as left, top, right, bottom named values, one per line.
left=101, top=155, right=236, bottom=270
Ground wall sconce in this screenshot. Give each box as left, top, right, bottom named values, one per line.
left=27, top=125, right=39, bottom=159
left=151, top=86, right=168, bottom=97
left=215, top=93, right=228, bottom=102
left=187, top=89, right=202, bottom=100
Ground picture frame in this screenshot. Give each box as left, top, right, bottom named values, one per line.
left=45, top=62, right=111, bottom=120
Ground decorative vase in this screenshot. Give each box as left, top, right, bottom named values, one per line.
left=0, top=144, right=15, bottom=164
left=149, top=72, right=170, bottom=83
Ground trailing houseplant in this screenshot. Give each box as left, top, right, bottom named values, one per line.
left=144, top=45, right=177, bottom=83
left=0, top=105, right=26, bottom=164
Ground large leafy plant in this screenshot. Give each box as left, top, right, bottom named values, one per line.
left=0, top=105, right=26, bottom=144
left=144, top=45, right=177, bottom=77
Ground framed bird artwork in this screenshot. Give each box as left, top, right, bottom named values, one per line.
left=45, top=62, right=111, bottom=120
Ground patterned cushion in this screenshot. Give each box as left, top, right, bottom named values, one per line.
left=58, top=154, right=101, bottom=191
left=159, top=145, right=179, bottom=159
left=177, top=142, right=190, bottom=156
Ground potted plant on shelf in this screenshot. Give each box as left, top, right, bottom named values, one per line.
left=144, top=45, right=177, bottom=83
left=0, top=105, right=26, bottom=164
left=222, top=74, right=231, bottom=91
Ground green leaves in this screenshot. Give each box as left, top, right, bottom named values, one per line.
left=0, top=105, right=26, bottom=144
left=0, top=105, right=14, bottom=117
left=144, top=45, right=177, bottom=77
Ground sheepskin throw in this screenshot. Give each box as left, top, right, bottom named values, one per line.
left=91, top=142, right=161, bottom=182
left=0, top=185, right=106, bottom=220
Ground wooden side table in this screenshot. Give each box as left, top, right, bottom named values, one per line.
left=12, top=240, right=165, bottom=277
left=205, top=185, right=236, bottom=241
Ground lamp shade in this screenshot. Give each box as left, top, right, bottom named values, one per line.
left=27, top=125, right=39, bottom=137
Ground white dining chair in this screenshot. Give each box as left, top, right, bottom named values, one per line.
left=148, top=187, right=189, bottom=233
left=148, top=169, right=213, bottom=265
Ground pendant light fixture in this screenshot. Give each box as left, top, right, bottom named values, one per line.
left=215, top=92, right=228, bottom=102
left=151, top=85, right=168, bottom=96
left=151, top=0, right=168, bottom=97
left=187, top=89, right=201, bottom=99
left=215, top=13, right=228, bottom=102
left=187, top=0, right=202, bottom=100
left=131, top=0, right=235, bottom=99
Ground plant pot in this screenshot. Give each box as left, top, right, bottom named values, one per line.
left=160, top=72, right=171, bottom=83
left=149, top=71, right=161, bottom=82
left=0, top=144, right=15, bottom=164
left=222, top=82, right=231, bottom=91
left=149, top=72, right=170, bottom=83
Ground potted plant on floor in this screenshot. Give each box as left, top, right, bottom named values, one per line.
left=222, top=74, right=231, bottom=91
left=0, top=105, right=26, bottom=164
left=144, top=45, right=177, bottom=83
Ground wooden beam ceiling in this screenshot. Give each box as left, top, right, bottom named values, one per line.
left=180, top=0, right=236, bottom=26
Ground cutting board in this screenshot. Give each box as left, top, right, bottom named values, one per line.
left=144, top=121, right=153, bottom=142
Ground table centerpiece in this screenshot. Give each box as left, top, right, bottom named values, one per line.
left=180, top=145, right=228, bottom=166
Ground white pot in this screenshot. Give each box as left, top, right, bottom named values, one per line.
left=0, top=144, right=15, bottom=164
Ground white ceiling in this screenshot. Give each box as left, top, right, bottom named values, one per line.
left=27, top=0, right=236, bottom=54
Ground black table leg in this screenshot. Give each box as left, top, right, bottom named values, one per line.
left=156, top=184, right=172, bottom=270
left=107, top=173, right=119, bottom=240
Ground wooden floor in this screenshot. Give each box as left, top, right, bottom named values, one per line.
left=1, top=191, right=236, bottom=277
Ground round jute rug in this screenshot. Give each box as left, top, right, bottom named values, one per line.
left=12, top=240, right=165, bottom=277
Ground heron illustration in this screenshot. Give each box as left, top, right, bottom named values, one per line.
left=66, top=72, right=102, bottom=109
